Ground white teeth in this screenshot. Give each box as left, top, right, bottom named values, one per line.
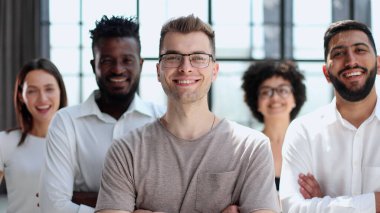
left=110, top=77, right=126, bottom=82
left=177, top=80, right=195, bottom=84
left=344, top=71, right=362, bottom=77
left=37, top=105, right=50, bottom=110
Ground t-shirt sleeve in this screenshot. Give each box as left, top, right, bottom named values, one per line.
left=95, top=139, right=136, bottom=212
left=239, top=137, right=281, bottom=213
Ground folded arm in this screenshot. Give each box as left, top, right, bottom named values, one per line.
left=280, top=122, right=376, bottom=213
left=39, top=113, right=94, bottom=213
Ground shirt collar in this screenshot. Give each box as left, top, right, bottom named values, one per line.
left=77, top=90, right=157, bottom=119
left=332, top=94, right=380, bottom=128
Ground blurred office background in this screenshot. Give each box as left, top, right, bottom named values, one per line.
left=0, top=0, right=380, bottom=210
left=1, top=0, right=380, bottom=131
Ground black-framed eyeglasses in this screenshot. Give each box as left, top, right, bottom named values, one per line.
left=159, top=53, right=214, bottom=68
left=258, top=85, right=293, bottom=99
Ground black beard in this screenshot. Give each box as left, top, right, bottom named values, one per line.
left=97, top=76, right=140, bottom=103
left=328, top=64, right=376, bottom=102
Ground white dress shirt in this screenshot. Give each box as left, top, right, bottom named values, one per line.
left=280, top=98, right=380, bottom=213
left=39, top=91, right=165, bottom=213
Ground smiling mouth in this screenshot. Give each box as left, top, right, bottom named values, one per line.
left=36, top=105, right=51, bottom=112
left=175, top=79, right=198, bottom=84
left=342, top=71, right=364, bottom=78
left=109, top=77, right=128, bottom=82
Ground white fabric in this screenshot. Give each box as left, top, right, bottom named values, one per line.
left=0, top=130, right=45, bottom=213
left=280, top=98, right=380, bottom=213
left=39, top=91, right=165, bottom=213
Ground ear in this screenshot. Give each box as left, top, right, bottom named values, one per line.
left=17, top=91, right=24, bottom=104
left=140, top=58, right=144, bottom=67
left=156, top=63, right=161, bottom=82
left=322, top=64, right=331, bottom=83
left=211, top=62, right=219, bottom=82
left=90, top=60, right=95, bottom=74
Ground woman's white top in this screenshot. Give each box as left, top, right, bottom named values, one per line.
left=0, top=130, right=45, bottom=213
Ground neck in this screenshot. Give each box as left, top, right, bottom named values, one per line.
left=95, top=91, right=135, bottom=120
left=30, top=121, right=49, bottom=137
left=336, top=88, right=377, bottom=128
left=262, top=116, right=290, bottom=144
left=161, top=100, right=217, bottom=140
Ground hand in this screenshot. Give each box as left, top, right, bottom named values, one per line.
left=71, top=191, right=98, bottom=207
left=298, top=173, right=323, bottom=199
left=221, top=205, right=239, bottom=213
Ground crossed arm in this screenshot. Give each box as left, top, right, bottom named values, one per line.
left=96, top=205, right=275, bottom=213
left=298, top=173, right=380, bottom=213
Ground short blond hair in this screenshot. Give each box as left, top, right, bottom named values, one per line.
left=159, top=14, right=215, bottom=56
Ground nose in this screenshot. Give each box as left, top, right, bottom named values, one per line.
left=178, top=56, right=192, bottom=72
left=113, top=61, right=126, bottom=74
left=344, top=50, right=358, bottom=68
left=270, top=91, right=281, bottom=99
left=39, top=91, right=49, bottom=102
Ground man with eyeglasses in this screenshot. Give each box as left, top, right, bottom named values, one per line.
left=280, top=20, right=380, bottom=213
left=95, top=14, right=280, bottom=213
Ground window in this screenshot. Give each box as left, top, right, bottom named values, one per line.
left=50, top=0, right=373, bottom=128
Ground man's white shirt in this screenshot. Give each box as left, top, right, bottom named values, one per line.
left=39, top=91, right=165, bottom=213
left=280, top=97, right=380, bottom=213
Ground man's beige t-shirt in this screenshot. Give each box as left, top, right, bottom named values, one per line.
left=96, top=119, right=280, bottom=213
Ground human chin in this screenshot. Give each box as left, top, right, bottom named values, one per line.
left=329, top=66, right=376, bottom=102
left=97, top=78, right=139, bottom=100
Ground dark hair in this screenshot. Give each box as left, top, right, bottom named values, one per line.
left=159, top=14, right=215, bottom=57
left=324, top=20, right=377, bottom=61
left=241, top=60, right=306, bottom=123
left=90, top=15, right=141, bottom=55
left=13, top=58, right=68, bottom=146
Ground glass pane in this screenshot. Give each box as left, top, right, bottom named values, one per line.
left=297, top=62, right=333, bottom=116
left=50, top=24, right=80, bottom=48
left=82, top=74, right=98, bottom=102
left=82, top=0, right=137, bottom=27
left=50, top=48, right=80, bottom=75
left=371, top=0, right=380, bottom=96
left=252, top=26, right=265, bottom=59
left=372, top=0, right=380, bottom=52
left=82, top=47, right=94, bottom=74
left=63, top=76, right=80, bottom=106
left=212, top=61, right=252, bottom=127
left=50, top=0, right=79, bottom=23
left=139, top=60, right=167, bottom=106
left=293, top=0, right=331, bottom=59
left=213, top=0, right=250, bottom=58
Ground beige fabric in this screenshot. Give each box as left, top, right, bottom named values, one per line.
left=96, top=119, right=280, bottom=213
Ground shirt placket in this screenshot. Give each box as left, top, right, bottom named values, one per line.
left=351, top=128, right=363, bottom=195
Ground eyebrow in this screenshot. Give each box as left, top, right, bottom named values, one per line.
left=330, top=42, right=370, bottom=52
left=161, top=50, right=208, bottom=55
left=27, top=83, right=56, bottom=89
left=259, top=84, right=291, bottom=89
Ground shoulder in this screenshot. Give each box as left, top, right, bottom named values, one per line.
left=50, top=103, right=89, bottom=128
left=0, top=130, right=22, bottom=160
left=134, top=96, right=166, bottom=118
left=218, top=119, right=269, bottom=148
left=55, top=103, right=85, bottom=118
left=113, top=120, right=159, bottom=147
left=224, top=119, right=268, bottom=139
left=288, top=103, right=334, bottom=133
left=0, top=129, right=21, bottom=145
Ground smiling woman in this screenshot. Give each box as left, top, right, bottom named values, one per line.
left=0, top=58, right=67, bottom=213
left=241, top=60, right=306, bottom=191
